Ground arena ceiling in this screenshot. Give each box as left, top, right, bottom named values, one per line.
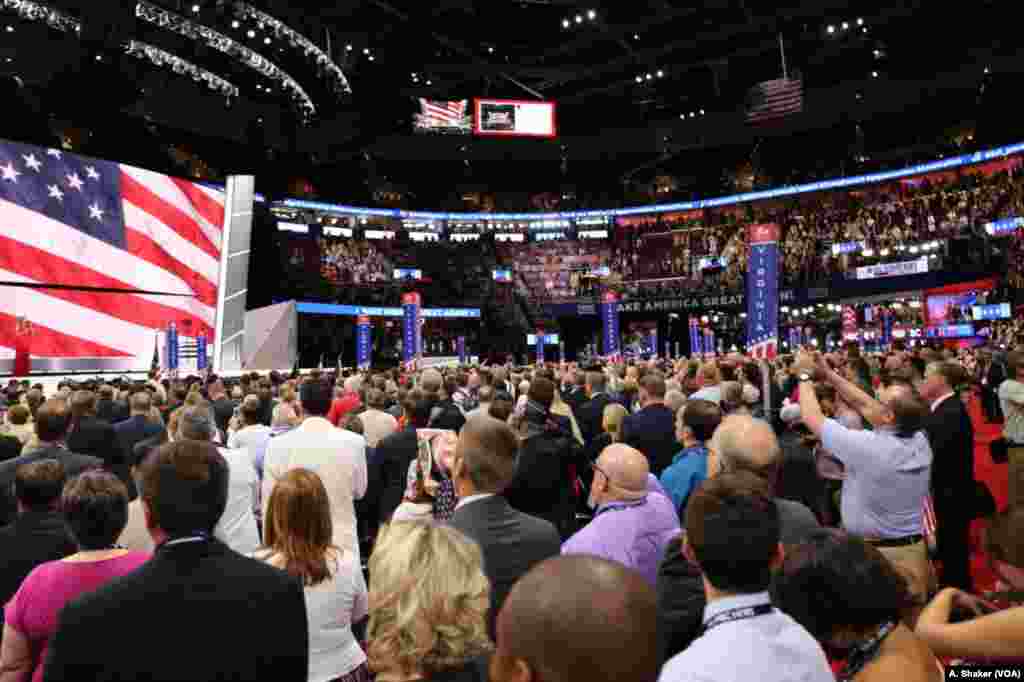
left=2, top=0, right=1021, bottom=200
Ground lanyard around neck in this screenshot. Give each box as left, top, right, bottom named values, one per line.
left=702, top=602, right=774, bottom=633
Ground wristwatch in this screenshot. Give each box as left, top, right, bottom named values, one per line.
left=798, top=372, right=813, bottom=382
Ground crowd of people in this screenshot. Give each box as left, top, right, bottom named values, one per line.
left=0, top=336, right=1022, bottom=681
left=320, top=237, right=395, bottom=286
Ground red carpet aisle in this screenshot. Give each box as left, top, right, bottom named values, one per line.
left=966, top=393, right=1008, bottom=592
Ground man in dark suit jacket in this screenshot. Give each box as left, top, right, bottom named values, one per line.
left=561, top=371, right=588, bottom=419
left=95, top=385, right=129, bottom=424
left=67, top=390, right=120, bottom=468
left=43, top=439, right=309, bottom=682
left=920, top=361, right=976, bottom=590
left=0, top=459, right=76, bottom=628
left=577, top=371, right=613, bottom=450
left=375, top=425, right=420, bottom=523
left=0, top=399, right=103, bottom=527
left=449, top=415, right=561, bottom=635
left=621, top=373, right=679, bottom=477
left=113, top=392, right=165, bottom=499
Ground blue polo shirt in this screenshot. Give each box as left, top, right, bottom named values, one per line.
left=660, top=444, right=709, bottom=517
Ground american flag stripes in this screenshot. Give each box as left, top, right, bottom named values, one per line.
left=414, top=99, right=470, bottom=132
left=746, top=78, right=803, bottom=124
left=0, top=139, right=223, bottom=371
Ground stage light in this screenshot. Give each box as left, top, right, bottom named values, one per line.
left=574, top=14, right=583, bottom=23
left=871, top=71, right=878, bottom=78
left=247, top=29, right=255, bottom=38
left=841, top=21, right=849, bottom=30
left=873, top=49, right=881, bottom=57
left=264, top=36, right=271, bottom=44
left=426, top=79, right=431, bottom=85
left=191, top=4, right=200, bottom=13
left=689, top=112, right=695, bottom=118
left=679, top=113, right=684, bottom=119
left=368, top=55, right=375, bottom=61
left=826, top=24, right=835, bottom=34
left=909, top=245, right=918, bottom=254
left=346, top=44, right=353, bottom=51
left=231, top=20, right=239, bottom=28
left=562, top=18, right=570, bottom=28
left=656, top=70, right=663, bottom=77
left=856, top=17, right=864, bottom=25
left=587, top=9, right=596, bottom=19
left=363, top=47, right=370, bottom=54
left=879, top=248, right=890, bottom=256
left=5, top=25, right=13, bottom=33
left=984, top=66, right=990, bottom=74
left=633, top=33, right=639, bottom=40
left=645, top=73, right=652, bottom=80
left=699, top=108, right=705, bottom=115
left=488, top=46, right=494, bottom=53
left=862, top=248, right=874, bottom=256
left=637, top=76, right=644, bottom=83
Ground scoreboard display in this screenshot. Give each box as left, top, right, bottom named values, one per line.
left=474, top=99, right=557, bottom=138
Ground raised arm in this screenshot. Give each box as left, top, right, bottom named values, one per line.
left=816, top=354, right=883, bottom=415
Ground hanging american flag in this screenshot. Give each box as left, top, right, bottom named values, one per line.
left=746, top=78, right=803, bottom=124
left=414, top=99, right=471, bottom=133
left=0, top=138, right=223, bottom=372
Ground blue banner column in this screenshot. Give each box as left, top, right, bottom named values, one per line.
left=689, top=317, right=702, bottom=356
left=648, top=328, right=659, bottom=357
left=402, top=292, right=421, bottom=368
left=196, top=334, right=207, bottom=371
left=536, top=328, right=545, bottom=364
left=457, top=336, right=467, bottom=364
left=746, top=223, right=780, bottom=360
left=165, top=322, right=179, bottom=373
left=600, top=292, right=620, bottom=358
left=356, top=315, right=372, bottom=369
left=559, top=341, right=565, bottom=364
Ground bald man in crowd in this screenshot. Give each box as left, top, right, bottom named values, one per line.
left=489, top=555, right=660, bottom=682
left=449, top=415, right=561, bottom=634
left=562, top=444, right=680, bottom=586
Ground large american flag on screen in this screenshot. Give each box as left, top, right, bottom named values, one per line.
left=746, top=78, right=803, bottom=124
left=0, top=139, right=222, bottom=369
left=415, top=99, right=470, bottom=131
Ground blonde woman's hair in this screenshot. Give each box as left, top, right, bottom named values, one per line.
left=602, top=403, right=628, bottom=442
left=367, top=522, right=493, bottom=682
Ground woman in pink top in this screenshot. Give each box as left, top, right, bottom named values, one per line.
left=0, top=470, right=150, bottom=682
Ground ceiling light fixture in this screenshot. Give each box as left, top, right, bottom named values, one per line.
left=871, top=71, right=878, bottom=77
left=699, top=108, right=705, bottom=115
left=264, top=36, right=271, bottom=44
left=231, top=19, right=239, bottom=28
left=826, top=24, right=835, bottom=33
left=574, top=14, right=582, bottom=23
left=368, top=55, right=374, bottom=61
left=125, top=40, right=239, bottom=98
left=488, top=46, right=494, bottom=53
left=841, top=21, right=849, bottom=29
left=635, top=76, right=643, bottom=83
left=191, top=4, right=200, bottom=13
left=136, top=1, right=316, bottom=116
left=426, top=79, right=432, bottom=85
left=562, top=18, right=570, bottom=28
left=656, top=69, right=664, bottom=77
left=346, top=44, right=353, bottom=51
left=246, top=29, right=255, bottom=37
left=633, top=33, right=639, bottom=39
left=587, top=9, right=596, bottom=19
left=856, top=17, right=864, bottom=25
left=645, top=73, right=652, bottom=80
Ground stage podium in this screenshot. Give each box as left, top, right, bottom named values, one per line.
left=242, top=301, right=298, bottom=371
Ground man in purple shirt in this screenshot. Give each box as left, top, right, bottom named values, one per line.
left=562, top=444, right=680, bottom=586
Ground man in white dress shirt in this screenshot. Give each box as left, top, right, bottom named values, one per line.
left=177, top=405, right=260, bottom=556
left=659, top=471, right=833, bottom=682
left=263, top=379, right=367, bottom=557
